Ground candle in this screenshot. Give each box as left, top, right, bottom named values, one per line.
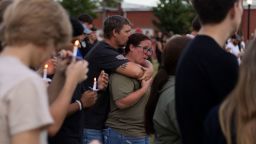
left=43, top=64, right=48, bottom=80
left=93, top=77, right=97, bottom=91
left=72, top=40, right=80, bottom=61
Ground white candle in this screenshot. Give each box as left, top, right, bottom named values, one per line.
left=43, top=64, right=48, bottom=80
left=72, top=40, right=80, bottom=61
left=93, top=77, right=97, bottom=91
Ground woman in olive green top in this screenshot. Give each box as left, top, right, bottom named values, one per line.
left=104, top=33, right=153, bottom=144
left=145, top=35, right=192, bottom=144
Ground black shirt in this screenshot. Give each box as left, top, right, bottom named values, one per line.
left=175, top=35, right=238, bottom=144
left=82, top=41, right=128, bottom=129
left=48, top=87, right=84, bottom=144
left=204, top=106, right=236, bottom=144
left=79, top=38, right=97, bottom=58
left=204, top=106, right=227, bottom=144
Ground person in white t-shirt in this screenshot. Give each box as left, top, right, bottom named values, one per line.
left=226, top=35, right=241, bottom=63
left=0, top=0, right=87, bottom=144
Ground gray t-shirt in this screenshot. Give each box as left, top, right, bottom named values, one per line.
left=106, top=73, right=149, bottom=137
left=0, top=56, right=53, bottom=144
left=153, top=76, right=181, bottom=144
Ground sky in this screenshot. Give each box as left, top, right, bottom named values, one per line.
left=123, top=0, right=158, bottom=6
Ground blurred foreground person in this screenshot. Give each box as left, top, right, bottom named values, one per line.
left=175, top=0, right=242, bottom=143
left=0, top=0, right=76, bottom=144
left=205, top=39, right=256, bottom=144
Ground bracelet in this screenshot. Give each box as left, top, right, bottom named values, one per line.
left=75, top=100, right=82, bottom=111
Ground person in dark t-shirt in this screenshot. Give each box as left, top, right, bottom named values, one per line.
left=48, top=17, right=95, bottom=144
left=175, top=0, right=243, bottom=143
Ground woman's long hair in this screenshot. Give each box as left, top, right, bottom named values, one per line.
left=220, top=38, right=256, bottom=144
left=144, top=35, right=192, bottom=134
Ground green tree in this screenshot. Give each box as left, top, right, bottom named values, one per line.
left=101, top=0, right=123, bottom=8
left=153, top=0, right=195, bottom=34
left=58, top=0, right=123, bottom=17
left=59, top=0, right=97, bottom=17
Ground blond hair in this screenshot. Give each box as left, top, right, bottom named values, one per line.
left=220, top=38, right=256, bottom=144
left=2, top=0, right=71, bottom=50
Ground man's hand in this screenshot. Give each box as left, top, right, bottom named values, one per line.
left=80, top=90, right=97, bottom=108
left=139, top=60, right=153, bottom=81
left=139, top=67, right=153, bottom=81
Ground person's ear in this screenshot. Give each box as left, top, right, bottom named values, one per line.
left=230, top=2, right=240, bottom=19
left=130, top=44, right=136, bottom=52
left=113, top=29, right=118, bottom=37
left=229, top=7, right=235, bottom=19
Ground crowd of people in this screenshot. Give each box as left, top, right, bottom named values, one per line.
left=1, top=0, right=256, bottom=144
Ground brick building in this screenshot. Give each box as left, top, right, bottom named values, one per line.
left=242, top=1, right=256, bottom=41
left=93, top=2, right=256, bottom=40
left=93, top=2, right=157, bottom=37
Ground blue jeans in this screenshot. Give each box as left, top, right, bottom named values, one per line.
left=103, top=128, right=149, bottom=144
left=83, top=129, right=104, bottom=144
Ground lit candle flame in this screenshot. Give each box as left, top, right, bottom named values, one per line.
left=44, top=64, right=48, bottom=69
left=74, top=40, right=79, bottom=47
left=93, top=77, right=97, bottom=91
left=72, top=40, right=80, bottom=61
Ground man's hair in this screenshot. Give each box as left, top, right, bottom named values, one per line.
left=192, top=0, right=239, bottom=24
left=78, top=14, right=93, bottom=24
left=70, top=17, right=84, bottom=37
left=192, top=16, right=201, bottom=31
left=91, top=25, right=97, bottom=31
left=125, top=33, right=150, bottom=55
left=103, top=15, right=131, bottom=39
left=2, top=0, right=72, bottom=50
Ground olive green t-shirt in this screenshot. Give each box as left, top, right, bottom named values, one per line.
left=106, top=73, right=149, bottom=137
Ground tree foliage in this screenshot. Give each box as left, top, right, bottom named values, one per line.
left=101, top=0, right=123, bottom=8
left=59, top=0, right=123, bottom=17
left=153, top=0, right=196, bottom=34
left=59, top=0, right=97, bottom=17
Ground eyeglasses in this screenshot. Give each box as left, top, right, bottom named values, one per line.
left=136, top=45, right=153, bottom=54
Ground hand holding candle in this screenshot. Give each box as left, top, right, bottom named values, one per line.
left=42, top=64, right=52, bottom=84
left=72, top=40, right=80, bottom=61
left=43, top=64, right=48, bottom=80
left=97, top=70, right=109, bottom=90
left=89, top=76, right=99, bottom=91
left=92, top=77, right=97, bottom=91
